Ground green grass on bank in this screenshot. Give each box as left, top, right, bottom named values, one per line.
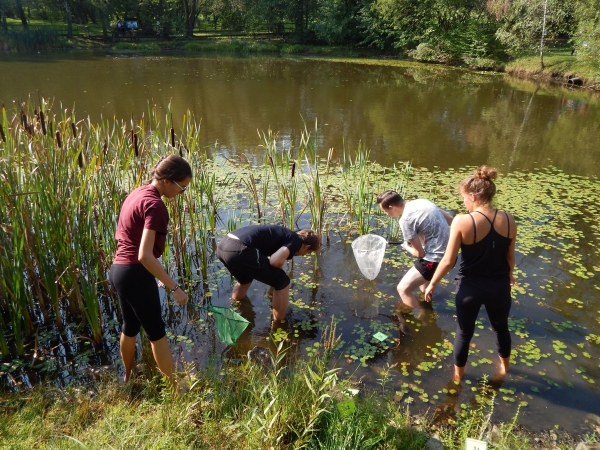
left=0, top=343, right=591, bottom=450
left=506, top=49, right=600, bottom=87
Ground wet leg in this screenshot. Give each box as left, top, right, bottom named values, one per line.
left=150, top=336, right=175, bottom=390
left=232, top=282, right=252, bottom=301
left=120, top=333, right=136, bottom=382
left=396, top=267, right=428, bottom=314
left=272, top=284, right=290, bottom=322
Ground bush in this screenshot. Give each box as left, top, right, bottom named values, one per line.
left=408, top=43, right=453, bottom=63
left=112, top=42, right=161, bottom=51
left=0, top=28, right=58, bottom=53
left=281, top=44, right=306, bottom=54
left=462, top=56, right=501, bottom=71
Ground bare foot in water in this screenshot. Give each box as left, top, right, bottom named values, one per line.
left=452, top=365, right=465, bottom=382
left=497, top=356, right=510, bottom=376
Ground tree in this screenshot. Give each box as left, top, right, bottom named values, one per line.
left=495, top=0, right=575, bottom=56
left=572, top=0, right=600, bottom=62
left=15, top=0, right=29, bottom=27
left=360, top=0, right=494, bottom=61
left=0, top=0, right=8, bottom=33
left=312, top=0, right=363, bottom=45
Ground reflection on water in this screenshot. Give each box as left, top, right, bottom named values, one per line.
left=1, top=52, right=599, bottom=175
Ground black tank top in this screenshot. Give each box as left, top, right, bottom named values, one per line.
left=457, top=210, right=512, bottom=282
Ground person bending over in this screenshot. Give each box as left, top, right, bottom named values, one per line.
left=425, top=166, right=517, bottom=382
left=377, top=190, right=453, bottom=316
left=217, top=225, right=320, bottom=324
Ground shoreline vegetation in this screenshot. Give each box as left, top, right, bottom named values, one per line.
left=0, top=344, right=590, bottom=450
left=3, top=33, right=600, bottom=90
left=1, top=32, right=599, bottom=90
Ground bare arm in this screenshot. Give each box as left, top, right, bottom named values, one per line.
left=507, top=214, right=517, bottom=285
left=139, top=229, right=188, bottom=304
left=402, top=237, right=425, bottom=258
left=424, top=217, right=464, bottom=301
left=441, top=209, right=454, bottom=226
left=269, top=246, right=291, bottom=268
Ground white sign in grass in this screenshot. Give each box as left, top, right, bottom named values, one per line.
left=465, top=438, right=487, bottom=450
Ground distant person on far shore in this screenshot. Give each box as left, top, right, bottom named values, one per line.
left=376, top=190, right=453, bottom=317
left=425, top=166, right=517, bottom=382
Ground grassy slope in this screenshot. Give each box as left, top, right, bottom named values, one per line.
left=0, top=358, right=590, bottom=450
left=506, top=49, right=600, bottom=87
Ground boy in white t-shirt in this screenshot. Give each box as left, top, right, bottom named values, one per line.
left=377, top=190, right=453, bottom=315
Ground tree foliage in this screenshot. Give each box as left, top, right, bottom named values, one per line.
left=0, top=0, right=597, bottom=67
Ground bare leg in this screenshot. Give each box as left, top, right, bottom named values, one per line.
left=120, top=333, right=136, bottom=382
left=397, top=267, right=428, bottom=312
left=271, top=284, right=290, bottom=322
left=232, top=282, right=252, bottom=301
left=453, top=365, right=465, bottom=382
left=150, top=336, right=175, bottom=390
left=497, top=356, right=510, bottom=375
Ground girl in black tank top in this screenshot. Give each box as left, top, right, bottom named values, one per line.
left=424, top=166, right=517, bottom=382
left=458, top=210, right=512, bottom=285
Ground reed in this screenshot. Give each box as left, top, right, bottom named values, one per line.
left=261, top=129, right=302, bottom=228
left=0, top=98, right=412, bottom=372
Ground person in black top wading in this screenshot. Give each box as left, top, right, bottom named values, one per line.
left=425, top=166, right=517, bottom=382
left=216, top=225, right=321, bottom=325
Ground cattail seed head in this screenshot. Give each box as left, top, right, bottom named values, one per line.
left=40, top=111, right=46, bottom=135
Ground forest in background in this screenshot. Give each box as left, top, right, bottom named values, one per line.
left=0, top=0, right=599, bottom=67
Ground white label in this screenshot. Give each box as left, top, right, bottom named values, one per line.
left=465, top=438, right=487, bottom=450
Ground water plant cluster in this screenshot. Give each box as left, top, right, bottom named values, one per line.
left=1, top=99, right=600, bottom=435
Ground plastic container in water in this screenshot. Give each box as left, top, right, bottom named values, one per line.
left=351, top=234, right=387, bottom=280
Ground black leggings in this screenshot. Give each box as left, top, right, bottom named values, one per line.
left=109, top=263, right=166, bottom=342
left=454, top=279, right=512, bottom=367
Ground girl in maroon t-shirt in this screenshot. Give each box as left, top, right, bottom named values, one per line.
left=109, top=155, right=192, bottom=389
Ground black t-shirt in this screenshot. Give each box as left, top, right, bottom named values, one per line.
left=231, top=225, right=302, bottom=259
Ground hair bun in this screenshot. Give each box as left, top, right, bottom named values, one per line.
left=474, top=165, right=497, bottom=181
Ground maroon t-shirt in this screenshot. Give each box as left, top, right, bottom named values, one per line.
left=113, top=184, right=169, bottom=264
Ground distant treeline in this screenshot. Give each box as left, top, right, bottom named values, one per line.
left=0, top=0, right=598, bottom=63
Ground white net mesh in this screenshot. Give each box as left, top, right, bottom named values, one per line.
left=351, top=234, right=387, bottom=280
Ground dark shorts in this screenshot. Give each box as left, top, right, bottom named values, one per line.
left=216, top=235, right=290, bottom=290
left=108, top=263, right=166, bottom=341
left=414, top=258, right=439, bottom=281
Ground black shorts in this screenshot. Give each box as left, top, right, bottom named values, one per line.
left=414, top=258, right=439, bottom=281
left=108, top=263, right=166, bottom=341
left=216, top=235, right=290, bottom=290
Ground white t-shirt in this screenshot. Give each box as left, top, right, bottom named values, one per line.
left=399, top=199, right=450, bottom=262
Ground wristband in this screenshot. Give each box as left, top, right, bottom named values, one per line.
left=170, top=284, right=180, bottom=292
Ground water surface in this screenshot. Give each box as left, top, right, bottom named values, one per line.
left=1, top=52, right=599, bottom=175
left=2, top=52, right=600, bottom=435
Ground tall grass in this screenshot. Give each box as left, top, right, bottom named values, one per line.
left=0, top=330, right=543, bottom=450
left=0, top=99, right=401, bottom=367
left=0, top=28, right=58, bottom=53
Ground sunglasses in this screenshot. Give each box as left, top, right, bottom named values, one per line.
left=173, top=180, right=187, bottom=192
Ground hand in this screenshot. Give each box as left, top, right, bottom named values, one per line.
left=509, top=273, right=516, bottom=286
left=173, top=287, right=188, bottom=305
left=424, top=283, right=435, bottom=302
left=401, top=241, right=411, bottom=252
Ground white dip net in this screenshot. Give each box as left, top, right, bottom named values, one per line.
left=351, top=234, right=387, bottom=280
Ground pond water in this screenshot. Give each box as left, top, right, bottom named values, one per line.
left=1, top=52, right=600, bottom=435
left=1, top=52, right=600, bottom=175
